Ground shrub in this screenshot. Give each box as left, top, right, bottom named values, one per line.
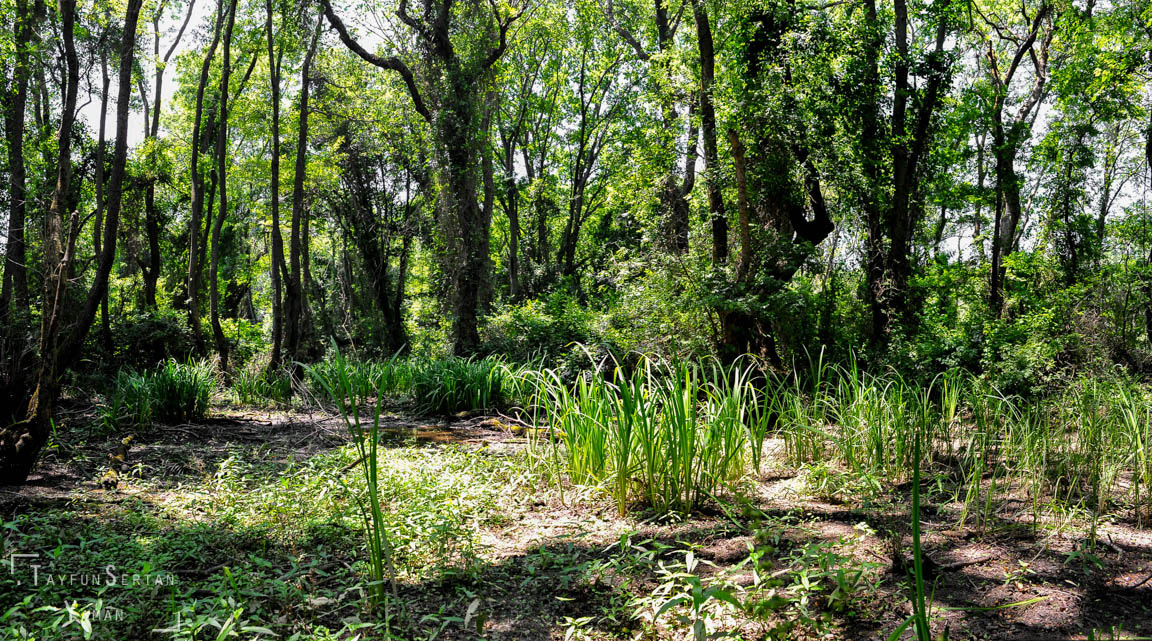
left=481, top=293, right=598, bottom=364
left=108, top=310, right=195, bottom=372
left=221, top=318, right=269, bottom=369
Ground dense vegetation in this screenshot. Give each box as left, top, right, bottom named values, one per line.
left=2, top=0, right=1152, bottom=637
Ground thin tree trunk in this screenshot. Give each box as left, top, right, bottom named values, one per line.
left=142, top=0, right=195, bottom=309
left=729, top=130, right=751, bottom=281
left=691, top=0, right=725, bottom=266
left=266, top=0, right=284, bottom=371
left=188, top=0, right=226, bottom=353
left=286, top=13, right=322, bottom=365
left=0, top=0, right=32, bottom=318
left=210, top=0, right=239, bottom=370
left=94, top=44, right=112, bottom=352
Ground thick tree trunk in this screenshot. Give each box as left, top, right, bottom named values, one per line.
left=0, top=0, right=32, bottom=319
left=440, top=82, right=491, bottom=355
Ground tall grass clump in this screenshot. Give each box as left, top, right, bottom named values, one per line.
left=307, top=356, right=414, bottom=407
left=306, top=347, right=399, bottom=613
left=102, top=370, right=153, bottom=430
left=150, top=358, right=216, bottom=423
left=101, top=358, right=216, bottom=429
left=529, top=356, right=752, bottom=515
left=232, top=367, right=293, bottom=406
left=411, top=356, right=508, bottom=413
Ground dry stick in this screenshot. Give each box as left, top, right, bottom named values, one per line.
left=1128, top=571, right=1152, bottom=589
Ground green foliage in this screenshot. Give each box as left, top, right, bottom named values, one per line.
left=481, top=292, right=599, bottom=365
left=106, top=310, right=196, bottom=373
left=305, top=347, right=398, bottom=613
left=219, top=319, right=268, bottom=371
left=101, top=359, right=216, bottom=430
left=410, top=357, right=510, bottom=414
left=231, top=367, right=292, bottom=406
left=526, top=356, right=758, bottom=515
left=306, top=356, right=414, bottom=407
left=305, top=352, right=514, bottom=415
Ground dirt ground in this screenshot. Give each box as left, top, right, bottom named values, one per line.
left=3, top=407, right=1151, bottom=640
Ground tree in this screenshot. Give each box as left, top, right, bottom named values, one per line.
left=265, top=0, right=285, bottom=371
left=140, top=0, right=198, bottom=309
left=0, top=0, right=144, bottom=484
left=321, top=0, right=523, bottom=354
left=690, top=0, right=725, bottom=265
left=285, top=12, right=322, bottom=366
left=977, top=0, right=1057, bottom=316
left=188, top=0, right=227, bottom=354
left=0, top=0, right=32, bottom=320
left=604, top=0, right=697, bottom=253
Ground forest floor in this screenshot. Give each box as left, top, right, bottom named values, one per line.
left=2, top=404, right=1152, bottom=640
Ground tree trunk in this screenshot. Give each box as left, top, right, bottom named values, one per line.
left=0, top=0, right=141, bottom=485
left=285, top=14, right=321, bottom=366
left=691, top=0, right=726, bottom=265
left=0, top=0, right=32, bottom=319
left=188, top=0, right=226, bottom=354
left=210, top=0, right=238, bottom=371
left=266, top=0, right=284, bottom=372
left=94, top=44, right=112, bottom=352
left=440, top=80, right=491, bottom=355
left=141, top=2, right=194, bottom=308
left=989, top=117, right=1023, bottom=316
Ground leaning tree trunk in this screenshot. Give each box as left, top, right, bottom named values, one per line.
left=0, top=0, right=142, bottom=485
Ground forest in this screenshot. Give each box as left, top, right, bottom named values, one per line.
left=1, top=0, right=1152, bottom=637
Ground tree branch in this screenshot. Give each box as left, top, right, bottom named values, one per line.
left=482, top=0, right=524, bottom=69
left=320, top=0, right=432, bottom=122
